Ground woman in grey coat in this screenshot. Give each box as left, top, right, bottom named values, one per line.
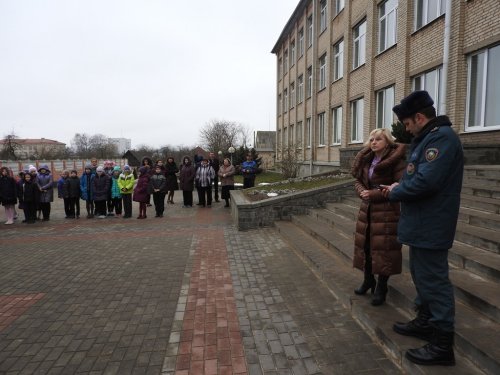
left=36, top=164, right=54, bottom=221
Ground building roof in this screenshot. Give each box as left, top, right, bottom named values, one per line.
left=271, top=0, right=309, bottom=54
left=0, top=138, right=66, bottom=146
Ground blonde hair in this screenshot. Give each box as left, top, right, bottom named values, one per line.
left=363, top=128, right=396, bottom=147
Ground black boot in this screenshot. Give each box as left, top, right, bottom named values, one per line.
left=354, top=274, right=376, bottom=295
left=371, top=275, right=388, bottom=306
left=405, top=329, right=455, bottom=366
left=393, top=305, right=433, bottom=341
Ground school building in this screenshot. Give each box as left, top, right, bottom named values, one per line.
left=272, top=0, right=500, bottom=175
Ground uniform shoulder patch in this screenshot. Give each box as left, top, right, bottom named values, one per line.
left=425, top=148, right=439, bottom=162
left=406, top=162, right=415, bottom=175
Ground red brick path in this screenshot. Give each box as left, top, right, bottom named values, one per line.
left=175, top=228, right=247, bottom=375
left=0, top=293, right=45, bottom=332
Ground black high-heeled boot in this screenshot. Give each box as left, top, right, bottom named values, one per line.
left=354, top=274, right=376, bottom=295
left=371, top=275, right=389, bottom=306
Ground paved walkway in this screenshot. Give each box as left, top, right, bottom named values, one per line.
left=0, top=196, right=401, bottom=374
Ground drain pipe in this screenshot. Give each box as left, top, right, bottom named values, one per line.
left=439, top=0, right=452, bottom=115
left=309, top=0, right=316, bottom=176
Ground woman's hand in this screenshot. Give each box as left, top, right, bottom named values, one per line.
left=360, top=190, right=370, bottom=200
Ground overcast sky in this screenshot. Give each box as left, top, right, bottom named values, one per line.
left=0, top=0, right=297, bottom=149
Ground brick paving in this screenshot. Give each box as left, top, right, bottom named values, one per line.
left=0, top=196, right=401, bottom=374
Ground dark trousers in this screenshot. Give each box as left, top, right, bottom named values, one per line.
left=183, top=191, right=193, bottom=206
left=23, top=202, right=36, bottom=222
left=409, top=246, right=454, bottom=332
left=94, top=200, right=106, bottom=216
left=213, top=175, right=219, bottom=200
left=198, top=186, right=212, bottom=206
left=63, top=198, right=71, bottom=217
left=152, top=192, right=166, bottom=215
left=112, top=198, right=122, bottom=215
left=243, top=176, right=255, bottom=189
left=85, top=200, right=94, bottom=216
left=122, top=195, right=132, bottom=217
left=66, top=197, right=78, bottom=218
left=107, top=197, right=114, bottom=213
left=196, top=183, right=203, bottom=204
left=40, top=202, right=51, bottom=219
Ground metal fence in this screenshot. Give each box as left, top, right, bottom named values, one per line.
left=0, top=159, right=127, bottom=176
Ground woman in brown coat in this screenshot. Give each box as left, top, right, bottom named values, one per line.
left=218, top=158, right=235, bottom=208
left=351, top=128, right=406, bottom=306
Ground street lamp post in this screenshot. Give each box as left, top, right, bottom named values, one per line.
left=228, top=146, right=235, bottom=165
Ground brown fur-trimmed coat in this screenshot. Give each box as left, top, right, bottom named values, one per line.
left=351, top=143, right=407, bottom=276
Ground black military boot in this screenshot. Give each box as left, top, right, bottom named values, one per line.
left=371, top=275, right=388, bottom=306
left=405, top=329, right=455, bottom=366
left=393, top=306, right=433, bottom=341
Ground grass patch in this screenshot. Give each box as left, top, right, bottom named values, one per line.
left=234, top=171, right=285, bottom=184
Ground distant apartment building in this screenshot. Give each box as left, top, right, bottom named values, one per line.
left=272, top=0, right=500, bottom=175
left=0, top=138, right=66, bottom=159
left=254, top=131, right=277, bottom=170
left=108, top=138, right=132, bottom=154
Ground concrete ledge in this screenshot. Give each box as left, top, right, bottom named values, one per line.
left=230, top=180, right=355, bottom=230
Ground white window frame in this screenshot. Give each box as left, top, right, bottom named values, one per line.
left=333, top=39, right=344, bottom=81
left=412, top=66, right=443, bottom=115
left=298, top=28, right=304, bottom=57
left=332, top=106, right=342, bottom=145
left=334, top=0, right=345, bottom=16
left=379, top=0, right=398, bottom=53
left=319, top=53, right=327, bottom=90
left=353, top=21, right=366, bottom=69
left=290, top=40, right=296, bottom=66
left=283, top=49, right=288, bottom=72
left=290, top=82, right=296, bottom=109
left=465, top=45, right=500, bottom=131
left=351, top=98, right=364, bottom=143
left=283, top=88, right=288, bottom=113
left=307, top=15, right=313, bottom=48
left=278, top=94, right=282, bottom=116
left=415, top=0, right=446, bottom=31
left=376, top=86, right=395, bottom=129
left=307, top=66, right=313, bottom=98
left=278, top=57, right=282, bottom=78
left=320, top=0, right=327, bottom=33
left=318, top=112, right=326, bottom=146
left=298, top=75, right=304, bottom=104
left=306, top=117, right=312, bottom=148
left=297, top=121, right=303, bottom=148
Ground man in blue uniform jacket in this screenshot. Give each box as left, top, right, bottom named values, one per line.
left=382, top=91, right=463, bottom=366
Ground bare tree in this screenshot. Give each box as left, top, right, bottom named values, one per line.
left=0, top=132, right=21, bottom=160
left=71, top=133, right=92, bottom=158
left=278, top=143, right=301, bottom=179
left=199, top=119, right=247, bottom=153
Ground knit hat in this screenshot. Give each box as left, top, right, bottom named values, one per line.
left=85, top=163, right=92, bottom=170
left=96, top=166, right=104, bottom=173
left=29, top=165, right=37, bottom=172
left=123, top=165, right=131, bottom=171
left=113, top=166, right=121, bottom=172
left=392, top=90, right=434, bottom=121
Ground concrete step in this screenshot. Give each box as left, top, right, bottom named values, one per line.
left=464, top=165, right=500, bottom=180
left=462, top=183, right=500, bottom=200
left=463, top=176, right=500, bottom=187
left=455, top=222, right=500, bottom=254
left=294, top=213, right=500, bottom=325
left=275, top=221, right=491, bottom=375
left=449, top=241, right=500, bottom=283
left=461, top=194, right=500, bottom=214
left=325, top=201, right=358, bottom=221
left=458, top=207, right=500, bottom=231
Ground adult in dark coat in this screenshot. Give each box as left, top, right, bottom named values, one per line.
left=93, top=166, right=111, bottom=218
left=209, top=152, right=220, bottom=202
left=0, top=167, right=18, bottom=224
left=133, top=166, right=150, bottom=219
left=18, top=173, right=39, bottom=223
left=179, top=156, right=196, bottom=207
left=351, top=129, right=406, bottom=306
left=36, top=164, right=53, bottom=221
left=165, top=157, right=179, bottom=204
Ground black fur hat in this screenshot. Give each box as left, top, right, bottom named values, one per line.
left=392, top=90, right=434, bottom=120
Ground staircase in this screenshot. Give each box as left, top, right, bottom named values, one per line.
left=274, top=165, right=500, bottom=375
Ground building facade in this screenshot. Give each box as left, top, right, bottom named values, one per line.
left=254, top=131, right=276, bottom=170
left=108, top=138, right=132, bottom=155
left=0, top=138, right=66, bottom=159
left=272, top=0, right=500, bottom=175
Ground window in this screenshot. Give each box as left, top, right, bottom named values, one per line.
left=334, top=0, right=345, bottom=16
left=297, top=121, right=303, bottom=148
left=278, top=129, right=282, bottom=149
left=283, top=89, right=288, bottom=113
left=318, top=112, right=326, bottom=145
left=306, top=117, right=312, bottom=147
left=351, top=98, right=364, bottom=142
left=283, top=49, right=288, bottom=72
left=412, top=66, right=444, bottom=114
left=333, top=40, right=344, bottom=81
left=290, top=124, right=294, bottom=145
left=319, top=54, right=327, bottom=90
left=320, top=0, right=327, bottom=33
left=298, top=28, right=304, bottom=57
left=332, top=106, right=342, bottom=144
left=290, top=82, right=296, bottom=108
left=353, top=21, right=366, bottom=69
left=379, top=0, right=398, bottom=53
left=415, top=0, right=445, bottom=30
left=278, top=57, right=282, bottom=78
left=284, top=127, right=288, bottom=146
left=376, top=86, right=395, bottom=129
left=466, top=45, right=500, bottom=130
left=307, top=15, right=313, bottom=48
left=297, top=75, right=304, bottom=104
left=307, top=66, right=313, bottom=98
left=290, top=41, right=296, bottom=66
left=278, top=94, right=282, bottom=115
